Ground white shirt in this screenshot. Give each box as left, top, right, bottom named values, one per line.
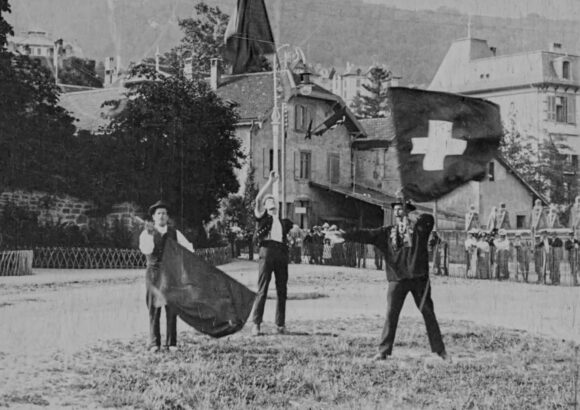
left=268, top=216, right=283, bottom=243
left=139, top=225, right=194, bottom=255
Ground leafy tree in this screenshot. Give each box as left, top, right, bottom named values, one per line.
left=99, top=64, right=244, bottom=246
left=350, top=65, right=392, bottom=118
left=220, top=163, right=259, bottom=259
left=149, top=2, right=270, bottom=78
left=500, top=125, right=577, bottom=206
left=0, top=0, right=77, bottom=195
left=59, top=57, right=103, bottom=88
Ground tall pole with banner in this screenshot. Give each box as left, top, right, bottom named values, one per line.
left=272, top=54, right=280, bottom=204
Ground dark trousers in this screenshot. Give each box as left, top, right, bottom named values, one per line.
left=148, top=303, right=177, bottom=348
left=252, top=245, right=289, bottom=327
left=379, top=278, right=445, bottom=357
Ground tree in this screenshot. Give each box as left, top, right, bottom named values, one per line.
left=220, top=163, right=259, bottom=259
left=59, top=57, right=103, bottom=88
left=99, top=65, right=244, bottom=246
left=500, top=126, right=577, bottom=206
left=150, top=2, right=270, bottom=78
left=350, top=65, right=392, bottom=118
left=0, top=0, right=77, bottom=195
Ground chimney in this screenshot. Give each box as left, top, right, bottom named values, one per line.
left=550, top=42, right=563, bottom=52
left=210, top=58, right=221, bottom=90
left=489, top=46, right=497, bottom=56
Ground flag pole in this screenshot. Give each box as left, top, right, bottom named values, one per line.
left=272, top=54, right=280, bottom=206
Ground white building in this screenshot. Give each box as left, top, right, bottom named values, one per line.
left=429, top=37, right=580, bottom=180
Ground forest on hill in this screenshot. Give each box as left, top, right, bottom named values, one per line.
left=9, top=0, right=580, bottom=85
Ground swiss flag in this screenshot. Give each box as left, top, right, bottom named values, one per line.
left=388, top=87, right=503, bottom=202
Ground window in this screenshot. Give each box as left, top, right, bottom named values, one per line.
left=547, top=94, right=576, bottom=124
left=563, top=61, right=571, bottom=79
left=488, top=161, right=495, bottom=181
left=294, top=104, right=309, bottom=131
left=295, top=151, right=311, bottom=180
left=328, top=153, right=340, bottom=184
left=564, top=154, right=579, bottom=170
left=516, top=215, right=526, bottom=229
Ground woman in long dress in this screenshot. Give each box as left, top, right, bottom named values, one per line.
left=465, top=230, right=478, bottom=278
left=476, top=234, right=491, bottom=279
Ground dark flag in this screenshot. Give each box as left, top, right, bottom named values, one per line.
left=223, top=0, right=275, bottom=75
left=156, top=238, right=256, bottom=338
left=388, top=87, right=503, bottom=202
left=312, top=103, right=347, bottom=136
left=304, top=119, right=313, bottom=139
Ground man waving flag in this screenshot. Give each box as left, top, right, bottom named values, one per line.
left=387, top=87, right=503, bottom=202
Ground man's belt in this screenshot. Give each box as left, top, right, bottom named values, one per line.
left=260, top=240, right=288, bottom=251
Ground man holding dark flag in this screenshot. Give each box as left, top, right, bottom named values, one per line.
left=338, top=88, right=502, bottom=360
left=252, top=171, right=293, bottom=336
left=139, top=201, right=194, bottom=353
left=339, top=199, right=447, bottom=360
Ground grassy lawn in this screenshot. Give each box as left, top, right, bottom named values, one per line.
left=25, top=317, right=575, bottom=410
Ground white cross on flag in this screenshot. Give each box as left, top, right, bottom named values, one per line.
left=387, top=87, right=503, bottom=202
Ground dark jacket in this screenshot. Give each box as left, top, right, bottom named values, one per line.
left=146, top=227, right=177, bottom=269
left=344, top=214, right=434, bottom=281
left=145, top=227, right=177, bottom=308
left=255, top=211, right=293, bottom=248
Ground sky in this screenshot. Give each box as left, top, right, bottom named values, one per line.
left=362, top=0, right=580, bottom=20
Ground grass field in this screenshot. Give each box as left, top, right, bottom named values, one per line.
left=0, top=262, right=579, bottom=409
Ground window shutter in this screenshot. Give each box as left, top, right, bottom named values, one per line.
left=294, top=151, right=299, bottom=180
left=568, top=95, right=576, bottom=124
left=547, top=95, right=556, bottom=121
left=295, top=104, right=302, bottom=131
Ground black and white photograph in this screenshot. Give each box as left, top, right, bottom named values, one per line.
left=1, top=0, right=580, bottom=408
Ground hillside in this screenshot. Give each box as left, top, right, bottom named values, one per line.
left=7, top=0, right=580, bottom=85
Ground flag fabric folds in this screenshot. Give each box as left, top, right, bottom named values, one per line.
left=157, top=238, right=256, bottom=338
left=388, top=87, right=503, bottom=202
left=223, top=0, right=275, bottom=74
left=312, top=104, right=346, bottom=137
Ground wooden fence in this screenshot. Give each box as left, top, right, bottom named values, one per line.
left=23, top=246, right=232, bottom=270
left=0, top=250, right=33, bottom=276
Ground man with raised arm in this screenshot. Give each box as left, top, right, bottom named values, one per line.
left=339, top=198, right=448, bottom=361
left=139, top=200, right=194, bottom=353
left=251, top=171, right=293, bottom=336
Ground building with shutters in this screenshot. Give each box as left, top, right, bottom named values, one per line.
left=429, top=37, right=580, bottom=194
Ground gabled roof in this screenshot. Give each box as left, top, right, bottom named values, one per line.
left=495, top=154, right=549, bottom=205
left=215, top=72, right=274, bottom=121
left=59, top=87, right=127, bottom=133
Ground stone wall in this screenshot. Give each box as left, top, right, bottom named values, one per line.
left=0, top=190, right=142, bottom=228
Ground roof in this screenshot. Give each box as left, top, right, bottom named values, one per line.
left=495, top=154, right=549, bottom=205
left=358, top=116, right=395, bottom=141
left=59, top=87, right=127, bottom=132
left=430, top=37, right=580, bottom=93
left=215, top=72, right=274, bottom=121
left=310, top=181, right=463, bottom=218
